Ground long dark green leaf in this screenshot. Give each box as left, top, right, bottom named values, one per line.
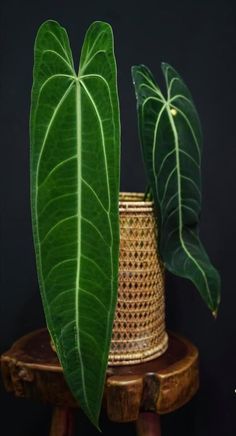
left=132, top=63, right=220, bottom=314
left=30, top=20, right=120, bottom=426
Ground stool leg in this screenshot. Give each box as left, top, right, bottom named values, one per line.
left=136, top=412, right=161, bottom=436
left=49, top=407, right=75, bottom=436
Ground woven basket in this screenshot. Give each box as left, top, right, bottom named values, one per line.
left=108, top=192, right=168, bottom=366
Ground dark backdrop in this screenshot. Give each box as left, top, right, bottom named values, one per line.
left=0, top=0, right=235, bottom=435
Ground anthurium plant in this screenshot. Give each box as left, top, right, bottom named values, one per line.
left=132, top=64, right=221, bottom=315
left=30, top=19, right=220, bottom=428
left=30, top=20, right=120, bottom=426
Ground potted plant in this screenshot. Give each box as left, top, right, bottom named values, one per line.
left=30, top=19, right=220, bottom=428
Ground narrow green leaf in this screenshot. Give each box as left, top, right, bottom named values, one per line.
left=30, top=20, right=120, bottom=426
left=132, top=63, right=220, bottom=313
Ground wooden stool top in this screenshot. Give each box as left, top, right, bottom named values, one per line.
left=1, top=329, right=199, bottom=423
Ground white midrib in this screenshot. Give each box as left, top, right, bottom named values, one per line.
left=79, top=77, right=114, bottom=393
left=166, top=103, right=212, bottom=306
left=75, top=79, right=90, bottom=412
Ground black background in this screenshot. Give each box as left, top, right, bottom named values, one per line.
left=0, top=0, right=235, bottom=435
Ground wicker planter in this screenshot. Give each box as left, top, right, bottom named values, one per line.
left=108, top=193, right=168, bottom=366
left=51, top=192, right=168, bottom=365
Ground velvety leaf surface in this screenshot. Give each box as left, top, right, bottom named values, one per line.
left=132, top=63, right=220, bottom=313
left=30, top=20, right=120, bottom=426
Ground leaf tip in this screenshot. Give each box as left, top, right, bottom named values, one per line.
left=212, top=300, right=220, bottom=319
left=89, top=414, right=102, bottom=432
left=37, top=19, right=60, bottom=33
left=89, top=20, right=113, bottom=34
left=212, top=310, right=218, bottom=319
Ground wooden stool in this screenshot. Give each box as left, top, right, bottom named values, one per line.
left=1, top=329, right=199, bottom=435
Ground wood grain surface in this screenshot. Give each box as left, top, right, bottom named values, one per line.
left=1, top=329, right=199, bottom=423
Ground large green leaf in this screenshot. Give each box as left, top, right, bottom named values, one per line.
left=132, top=63, right=220, bottom=314
left=30, top=20, right=120, bottom=426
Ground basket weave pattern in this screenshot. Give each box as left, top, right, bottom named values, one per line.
left=108, top=193, right=168, bottom=366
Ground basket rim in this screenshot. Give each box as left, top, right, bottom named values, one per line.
left=119, top=192, right=154, bottom=212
